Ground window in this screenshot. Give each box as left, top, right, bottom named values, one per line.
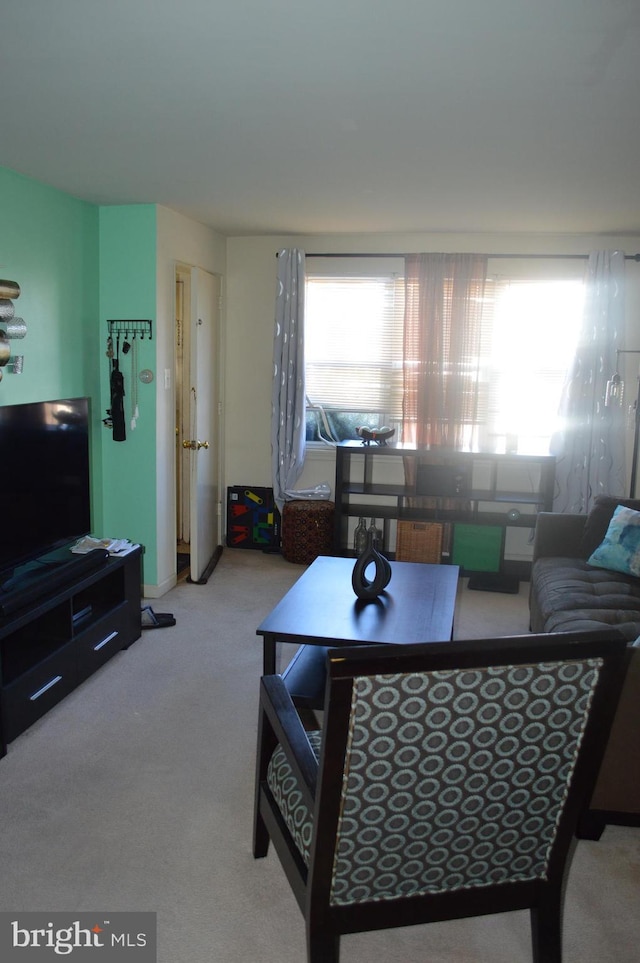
left=304, top=259, right=584, bottom=453
left=482, top=278, right=584, bottom=453
left=305, top=261, right=404, bottom=443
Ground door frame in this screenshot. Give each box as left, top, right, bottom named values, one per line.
left=174, top=261, right=225, bottom=582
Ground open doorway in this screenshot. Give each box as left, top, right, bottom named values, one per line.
left=175, top=264, right=223, bottom=583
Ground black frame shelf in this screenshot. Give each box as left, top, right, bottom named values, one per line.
left=334, top=443, right=555, bottom=573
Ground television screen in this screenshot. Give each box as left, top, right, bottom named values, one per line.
left=0, top=397, right=91, bottom=578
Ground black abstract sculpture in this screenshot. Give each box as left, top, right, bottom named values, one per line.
left=351, top=531, right=392, bottom=600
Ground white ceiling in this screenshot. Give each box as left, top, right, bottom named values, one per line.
left=1, top=0, right=639, bottom=237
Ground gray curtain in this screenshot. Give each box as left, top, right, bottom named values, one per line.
left=271, top=248, right=306, bottom=513
left=552, top=250, right=626, bottom=513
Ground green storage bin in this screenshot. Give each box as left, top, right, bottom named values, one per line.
left=452, top=524, right=503, bottom=573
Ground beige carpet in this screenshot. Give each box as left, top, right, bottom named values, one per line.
left=0, top=549, right=637, bottom=962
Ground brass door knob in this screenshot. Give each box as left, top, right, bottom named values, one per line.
left=182, top=439, right=210, bottom=450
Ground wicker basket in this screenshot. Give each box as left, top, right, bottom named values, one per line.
left=395, top=520, right=443, bottom=563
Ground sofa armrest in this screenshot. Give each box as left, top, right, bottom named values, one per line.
left=532, top=512, right=587, bottom=561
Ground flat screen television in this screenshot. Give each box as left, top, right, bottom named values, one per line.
left=0, top=397, right=91, bottom=581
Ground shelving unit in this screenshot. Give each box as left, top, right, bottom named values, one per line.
left=334, top=443, right=555, bottom=576
left=0, top=547, right=142, bottom=755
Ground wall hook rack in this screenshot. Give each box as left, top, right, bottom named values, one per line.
left=106, top=319, right=153, bottom=341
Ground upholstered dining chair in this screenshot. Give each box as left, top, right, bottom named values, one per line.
left=253, top=629, right=627, bottom=963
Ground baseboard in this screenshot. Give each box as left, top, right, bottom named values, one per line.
left=143, top=573, right=177, bottom=599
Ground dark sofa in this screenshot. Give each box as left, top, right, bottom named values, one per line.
left=530, top=496, right=640, bottom=838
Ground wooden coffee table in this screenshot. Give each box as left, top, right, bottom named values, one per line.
left=257, top=556, right=459, bottom=689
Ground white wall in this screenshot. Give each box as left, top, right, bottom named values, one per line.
left=225, top=231, right=640, bottom=515
left=153, top=206, right=226, bottom=595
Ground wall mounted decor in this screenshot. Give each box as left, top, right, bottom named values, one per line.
left=106, top=319, right=152, bottom=341
left=104, top=321, right=153, bottom=440
left=0, top=279, right=25, bottom=382
left=6, top=356, right=23, bottom=374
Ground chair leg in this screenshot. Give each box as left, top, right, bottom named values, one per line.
left=307, top=926, right=339, bottom=963
left=253, top=792, right=270, bottom=858
left=530, top=896, right=562, bottom=963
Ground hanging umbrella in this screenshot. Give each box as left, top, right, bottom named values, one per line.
left=110, top=354, right=126, bottom=442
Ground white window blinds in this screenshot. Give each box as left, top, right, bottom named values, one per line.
left=304, top=258, right=584, bottom=452
left=305, top=270, right=405, bottom=419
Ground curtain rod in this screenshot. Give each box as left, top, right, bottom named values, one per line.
left=296, top=251, right=640, bottom=261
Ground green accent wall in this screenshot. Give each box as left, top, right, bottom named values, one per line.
left=0, top=169, right=160, bottom=586
left=0, top=165, right=102, bottom=529
left=99, top=205, right=158, bottom=585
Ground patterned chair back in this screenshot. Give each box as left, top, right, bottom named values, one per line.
left=255, top=629, right=628, bottom=963
left=329, top=658, right=602, bottom=906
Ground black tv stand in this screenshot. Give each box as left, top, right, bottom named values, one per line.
left=0, top=549, right=110, bottom=617
left=0, top=546, right=142, bottom=756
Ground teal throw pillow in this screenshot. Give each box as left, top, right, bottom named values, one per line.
left=587, top=504, right=640, bottom=576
